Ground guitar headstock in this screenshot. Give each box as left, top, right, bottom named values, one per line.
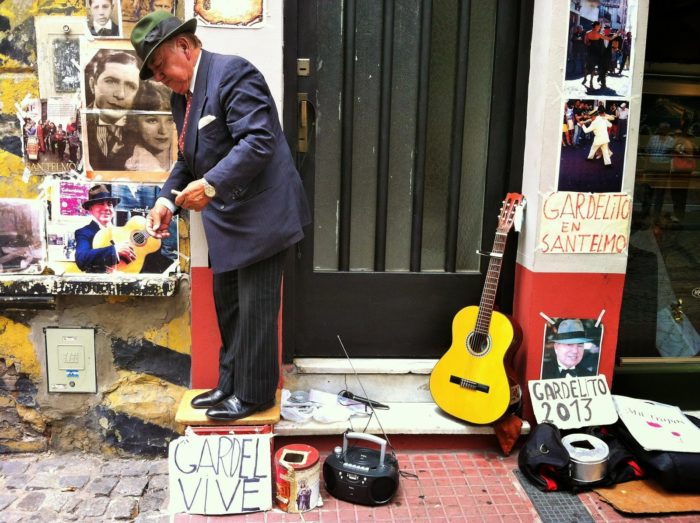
left=497, top=193, right=525, bottom=234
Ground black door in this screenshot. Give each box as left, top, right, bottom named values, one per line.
left=283, top=0, right=532, bottom=358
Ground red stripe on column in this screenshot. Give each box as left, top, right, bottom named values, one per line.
left=511, top=264, right=625, bottom=422
left=191, top=267, right=220, bottom=389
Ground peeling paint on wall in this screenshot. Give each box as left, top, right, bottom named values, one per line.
left=0, top=317, right=40, bottom=377
left=102, top=371, right=186, bottom=433
left=37, top=0, right=87, bottom=17
left=0, top=359, right=47, bottom=453
left=144, top=312, right=191, bottom=355
left=0, top=2, right=193, bottom=457
left=111, top=338, right=190, bottom=387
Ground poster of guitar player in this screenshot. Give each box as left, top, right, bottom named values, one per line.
left=540, top=317, right=602, bottom=379
left=46, top=180, right=178, bottom=275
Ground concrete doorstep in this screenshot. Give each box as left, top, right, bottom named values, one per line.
left=278, top=358, right=531, bottom=437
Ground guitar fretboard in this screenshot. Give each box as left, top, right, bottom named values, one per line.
left=475, top=231, right=507, bottom=336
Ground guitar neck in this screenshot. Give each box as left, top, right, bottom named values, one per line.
left=475, top=231, right=507, bottom=334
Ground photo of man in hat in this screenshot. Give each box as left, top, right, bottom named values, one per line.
left=129, top=12, right=309, bottom=420
left=74, top=184, right=136, bottom=273
left=541, top=318, right=601, bottom=379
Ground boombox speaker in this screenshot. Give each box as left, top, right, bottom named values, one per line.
left=323, top=431, right=399, bottom=506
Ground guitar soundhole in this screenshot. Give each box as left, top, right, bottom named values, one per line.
left=466, top=332, right=490, bottom=357
left=131, top=232, right=147, bottom=247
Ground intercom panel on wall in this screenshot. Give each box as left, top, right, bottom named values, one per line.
left=45, top=327, right=96, bottom=393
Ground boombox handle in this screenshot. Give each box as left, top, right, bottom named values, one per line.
left=343, top=431, right=387, bottom=466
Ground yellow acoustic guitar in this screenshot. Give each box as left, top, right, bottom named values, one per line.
left=429, top=193, right=524, bottom=425
left=93, top=215, right=161, bottom=274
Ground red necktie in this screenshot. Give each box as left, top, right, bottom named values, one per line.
left=178, top=91, right=192, bottom=153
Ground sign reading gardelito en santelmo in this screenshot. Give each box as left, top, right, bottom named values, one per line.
left=539, top=192, right=631, bottom=254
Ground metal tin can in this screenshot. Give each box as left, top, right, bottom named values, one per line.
left=562, top=433, right=610, bottom=484
left=274, top=444, right=320, bottom=513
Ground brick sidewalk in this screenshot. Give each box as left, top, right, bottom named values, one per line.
left=1, top=450, right=698, bottom=522
left=0, top=453, right=170, bottom=522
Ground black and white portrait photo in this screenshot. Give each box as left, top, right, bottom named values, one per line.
left=86, top=0, right=123, bottom=38
left=82, top=46, right=175, bottom=178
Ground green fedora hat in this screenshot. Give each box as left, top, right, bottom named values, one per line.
left=131, top=11, right=197, bottom=80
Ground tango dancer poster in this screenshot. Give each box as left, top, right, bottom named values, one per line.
left=564, top=0, right=637, bottom=99
left=558, top=98, right=629, bottom=193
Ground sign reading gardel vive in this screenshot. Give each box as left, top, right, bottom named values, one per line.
left=529, top=375, right=618, bottom=429
left=168, top=433, right=273, bottom=514
left=539, top=192, right=631, bottom=254
left=614, top=395, right=700, bottom=453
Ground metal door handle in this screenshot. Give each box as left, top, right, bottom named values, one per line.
left=298, top=93, right=309, bottom=153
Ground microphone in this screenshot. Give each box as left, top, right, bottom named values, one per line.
left=338, top=390, right=389, bottom=410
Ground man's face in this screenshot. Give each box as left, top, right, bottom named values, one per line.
left=90, top=61, right=140, bottom=111
left=148, top=40, right=193, bottom=95
left=89, top=201, right=115, bottom=227
left=153, top=0, right=173, bottom=11
left=90, top=0, right=113, bottom=26
left=554, top=342, right=585, bottom=368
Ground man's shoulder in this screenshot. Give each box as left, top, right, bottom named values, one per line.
left=207, top=51, right=258, bottom=74
left=75, top=221, right=98, bottom=235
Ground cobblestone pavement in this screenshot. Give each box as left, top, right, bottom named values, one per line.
left=0, top=452, right=170, bottom=522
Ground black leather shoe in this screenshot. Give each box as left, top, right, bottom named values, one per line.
left=190, top=388, right=229, bottom=409
left=205, top=395, right=275, bottom=421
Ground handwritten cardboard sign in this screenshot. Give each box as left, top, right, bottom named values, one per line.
left=529, top=374, right=618, bottom=429
left=539, top=192, right=631, bottom=254
left=168, top=433, right=273, bottom=514
left=613, top=395, right=700, bottom=453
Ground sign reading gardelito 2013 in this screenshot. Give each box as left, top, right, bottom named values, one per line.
left=168, top=433, right=273, bottom=515
left=528, top=375, right=618, bottom=430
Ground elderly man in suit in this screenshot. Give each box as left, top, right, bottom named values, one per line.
left=130, top=12, right=310, bottom=420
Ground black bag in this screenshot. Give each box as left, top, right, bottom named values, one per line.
left=611, top=414, right=700, bottom=493
left=518, top=422, right=644, bottom=492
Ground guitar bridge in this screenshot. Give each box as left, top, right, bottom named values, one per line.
left=449, top=375, right=489, bottom=393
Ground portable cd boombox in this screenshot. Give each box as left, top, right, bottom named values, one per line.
left=323, top=431, right=400, bottom=506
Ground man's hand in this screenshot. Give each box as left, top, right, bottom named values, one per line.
left=174, top=179, right=212, bottom=212
left=115, top=241, right=136, bottom=263
left=147, top=202, right=174, bottom=239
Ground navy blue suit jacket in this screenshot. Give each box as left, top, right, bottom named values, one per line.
left=160, top=50, right=310, bottom=273
left=74, top=221, right=118, bottom=273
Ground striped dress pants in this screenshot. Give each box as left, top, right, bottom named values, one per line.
left=212, top=247, right=288, bottom=403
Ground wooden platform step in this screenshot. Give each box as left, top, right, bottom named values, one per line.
left=175, top=389, right=281, bottom=426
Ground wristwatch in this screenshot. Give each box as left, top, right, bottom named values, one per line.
left=201, top=178, right=216, bottom=198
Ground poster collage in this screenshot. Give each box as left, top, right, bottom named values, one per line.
left=8, top=1, right=264, bottom=277
left=559, top=0, right=636, bottom=194
left=539, top=0, right=638, bottom=379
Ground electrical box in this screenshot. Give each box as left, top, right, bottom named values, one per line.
left=45, top=328, right=96, bottom=393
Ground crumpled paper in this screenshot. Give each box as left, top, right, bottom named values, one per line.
left=280, top=388, right=369, bottom=424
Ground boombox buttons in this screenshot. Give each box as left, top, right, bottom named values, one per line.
left=323, top=432, right=400, bottom=506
